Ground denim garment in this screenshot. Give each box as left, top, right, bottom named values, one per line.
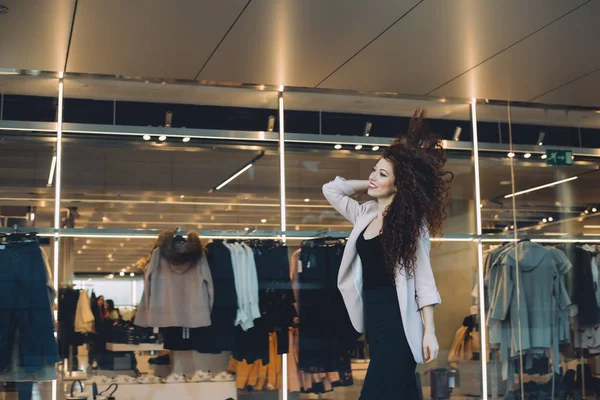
left=0, top=241, right=59, bottom=373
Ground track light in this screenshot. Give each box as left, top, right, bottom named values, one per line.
left=593, top=208, right=598, bottom=213
left=165, top=111, right=173, bottom=128
left=182, top=137, right=190, bottom=143
left=507, top=152, right=515, bottom=158
left=355, top=144, right=363, bottom=150
left=334, top=144, right=342, bottom=150
left=453, top=127, right=462, bottom=141
left=542, top=218, right=548, bottom=223
left=504, top=176, right=578, bottom=199
left=261, top=219, right=267, bottom=223
left=209, top=151, right=265, bottom=192
left=363, top=122, right=372, bottom=137
left=372, top=146, right=380, bottom=151
left=119, top=272, right=125, bottom=277
left=130, top=272, right=135, bottom=277
left=47, top=155, right=57, bottom=186
left=267, top=116, right=275, bottom=132
left=524, top=153, right=531, bottom=159
left=143, top=135, right=151, bottom=141
left=541, top=154, right=547, bottom=160
left=548, top=217, right=554, bottom=222
left=537, top=132, right=545, bottom=146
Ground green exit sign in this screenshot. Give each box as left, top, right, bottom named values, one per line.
left=545, top=149, right=573, bottom=166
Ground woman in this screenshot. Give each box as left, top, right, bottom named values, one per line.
left=106, top=299, right=121, bottom=321
left=322, top=109, right=452, bottom=399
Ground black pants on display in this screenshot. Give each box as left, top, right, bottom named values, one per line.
left=360, top=286, right=418, bottom=400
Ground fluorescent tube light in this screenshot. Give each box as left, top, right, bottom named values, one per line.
left=47, top=155, right=57, bottom=186
left=504, top=176, right=578, bottom=199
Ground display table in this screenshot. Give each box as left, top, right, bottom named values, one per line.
left=94, top=382, right=237, bottom=400
left=105, top=343, right=164, bottom=352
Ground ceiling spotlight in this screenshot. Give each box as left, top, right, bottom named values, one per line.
left=363, top=121, right=372, bottom=137
left=130, top=272, right=135, bottom=277
left=261, top=219, right=267, bottom=223
left=267, top=116, right=275, bottom=132
left=507, top=152, right=516, bottom=158
left=244, top=227, right=250, bottom=231
left=541, top=154, right=547, bottom=160
left=165, top=111, right=173, bottom=128
left=372, top=146, right=380, bottom=151
left=82, top=245, right=87, bottom=250
left=182, top=137, right=190, bottom=143
left=453, top=127, right=462, bottom=141
left=77, top=250, right=82, bottom=255
left=542, top=218, right=548, bottom=223
left=548, top=217, right=554, bottom=222
left=304, top=198, right=310, bottom=203
left=537, top=131, right=546, bottom=146
left=334, top=144, right=342, bottom=150
left=524, top=153, right=531, bottom=159
left=96, top=267, right=102, bottom=271
left=108, top=274, right=114, bottom=279
left=593, top=207, right=598, bottom=213
left=585, top=210, right=590, bottom=214
left=158, top=135, right=167, bottom=141
left=355, top=144, right=363, bottom=150
left=143, top=135, right=151, bottom=141
left=510, top=225, right=515, bottom=230
left=504, top=226, right=509, bottom=231
left=119, top=272, right=125, bottom=277
left=180, top=195, right=185, bottom=199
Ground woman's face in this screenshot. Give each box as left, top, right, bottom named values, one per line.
left=98, top=296, right=104, bottom=306
left=367, top=158, right=396, bottom=199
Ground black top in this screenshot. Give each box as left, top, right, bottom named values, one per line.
left=356, top=227, right=394, bottom=290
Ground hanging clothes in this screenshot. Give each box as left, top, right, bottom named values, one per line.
left=0, top=239, right=59, bottom=380
left=564, top=245, right=600, bottom=327
left=58, top=287, right=86, bottom=361
left=135, top=231, right=214, bottom=328
left=74, top=290, right=95, bottom=334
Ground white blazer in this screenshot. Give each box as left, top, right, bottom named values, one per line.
left=322, top=176, right=441, bottom=364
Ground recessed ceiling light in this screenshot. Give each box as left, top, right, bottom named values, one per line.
left=585, top=210, right=590, bottom=214
left=143, top=135, right=151, bottom=141
left=334, top=144, right=342, bottom=150
left=77, top=250, right=82, bottom=255
left=541, top=154, right=547, bottom=160
left=97, top=267, right=102, bottom=271
left=524, top=153, right=531, bottom=159
left=180, top=195, right=185, bottom=199
left=244, top=227, right=249, bottom=231
left=304, top=198, right=310, bottom=202
left=593, top=208, right=598, bottom=213
left=510, top=225, right=514, bottom=230
left=130, top=272, right=135, bottom=277
left=355, top=144, right=363, bottom=150
left=542, top=218, right=548, bottom=223
left=120, top=242, right=124, bottom=247
left=548, top=217, right=554, bottom=222
left=372, top=146, right=380, bottom=151
left=507, top=152, right=515, bottom=158
left=119, top=272, right=125, bottom=277
left=108, top=274, right=114, bottom=279
left=158, top=135, right=167, bottom=141
left=261, top=219, right=267, bottom=223
left=82, top=245, right=87, bottom=250
left=182, top=137, right=191, bottom=143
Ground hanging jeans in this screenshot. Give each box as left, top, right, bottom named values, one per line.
left=0, top=241, right=59, bottom=374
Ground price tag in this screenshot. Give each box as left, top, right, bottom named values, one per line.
left=297, top=259, right=303, bottom=274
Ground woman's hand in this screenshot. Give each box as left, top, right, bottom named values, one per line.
left=422, top=331, right=439, bottom=363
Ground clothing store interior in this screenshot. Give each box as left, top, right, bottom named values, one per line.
left=1, top=2, right=600, bottom=400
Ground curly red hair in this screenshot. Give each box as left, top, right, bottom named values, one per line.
left=381, top=109, right=453, bottom=279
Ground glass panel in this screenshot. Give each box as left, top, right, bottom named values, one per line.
left=509, top=105, right=600, bottom=396
left=284, top=92, right=480, bottom=398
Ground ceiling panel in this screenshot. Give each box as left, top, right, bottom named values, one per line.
left=0, top=0, right=74, bottom=71
left=533, top=69, right=600, bottom=107
left=198, top=0, right=421, bottom=87
left=320, top=0, right=587, bottom=95
left=431, top=1, right=600, bottom=104
left=66, top=0, right=248, bottom=79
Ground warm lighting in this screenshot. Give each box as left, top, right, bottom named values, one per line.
left=504, top=176, right=578, bottom=199
left=108, top=274, right=114, bottom=279
left=304, top=198, right=310, bottom=203
left=244, top=227, right=250, bottom=231
left=593, top=208, right=598, bottom=213
left=77, top=250, right=82, bottom=255
left=143, top=135, right=151, bottom=141
left=261, top=219, right=267, bottom=223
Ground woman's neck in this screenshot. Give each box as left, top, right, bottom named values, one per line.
left=376, top=196, right=394, bottom=220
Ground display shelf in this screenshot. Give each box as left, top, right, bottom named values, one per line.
left=94, top=381, right=237, bottom=400
left=106, top=343, right=164, bottom=352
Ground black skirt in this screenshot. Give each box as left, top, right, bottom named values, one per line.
left=360, top=286, right=419, bottom=400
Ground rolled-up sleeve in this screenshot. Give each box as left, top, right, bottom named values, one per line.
left=322, top=176, right=361, bottom=224
left=414, top=228, right=441, bottom=309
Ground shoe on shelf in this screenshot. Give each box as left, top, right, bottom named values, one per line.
left=211, top=371, right=235, bottom=382
left=162, top=373, right=186, bottom=384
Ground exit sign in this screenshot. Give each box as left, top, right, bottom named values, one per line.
left=545, top=149, right=573, bottom=166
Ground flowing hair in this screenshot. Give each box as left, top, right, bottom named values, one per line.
left=380, top=108, right=453, bottom=279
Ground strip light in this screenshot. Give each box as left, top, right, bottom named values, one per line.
left=504, top=176, right=578, bottom=199
left=471, top=99, right=488, bottom=400
left=53, top=79, right=64, bottom=293
left=47, top=155, right=57, bottom=186
left=209, top=151, right=265, bottom=192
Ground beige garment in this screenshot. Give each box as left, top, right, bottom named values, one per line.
left=74, top=290, right=95, bottom=333
left=135, top=248, right=214, bottom=328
